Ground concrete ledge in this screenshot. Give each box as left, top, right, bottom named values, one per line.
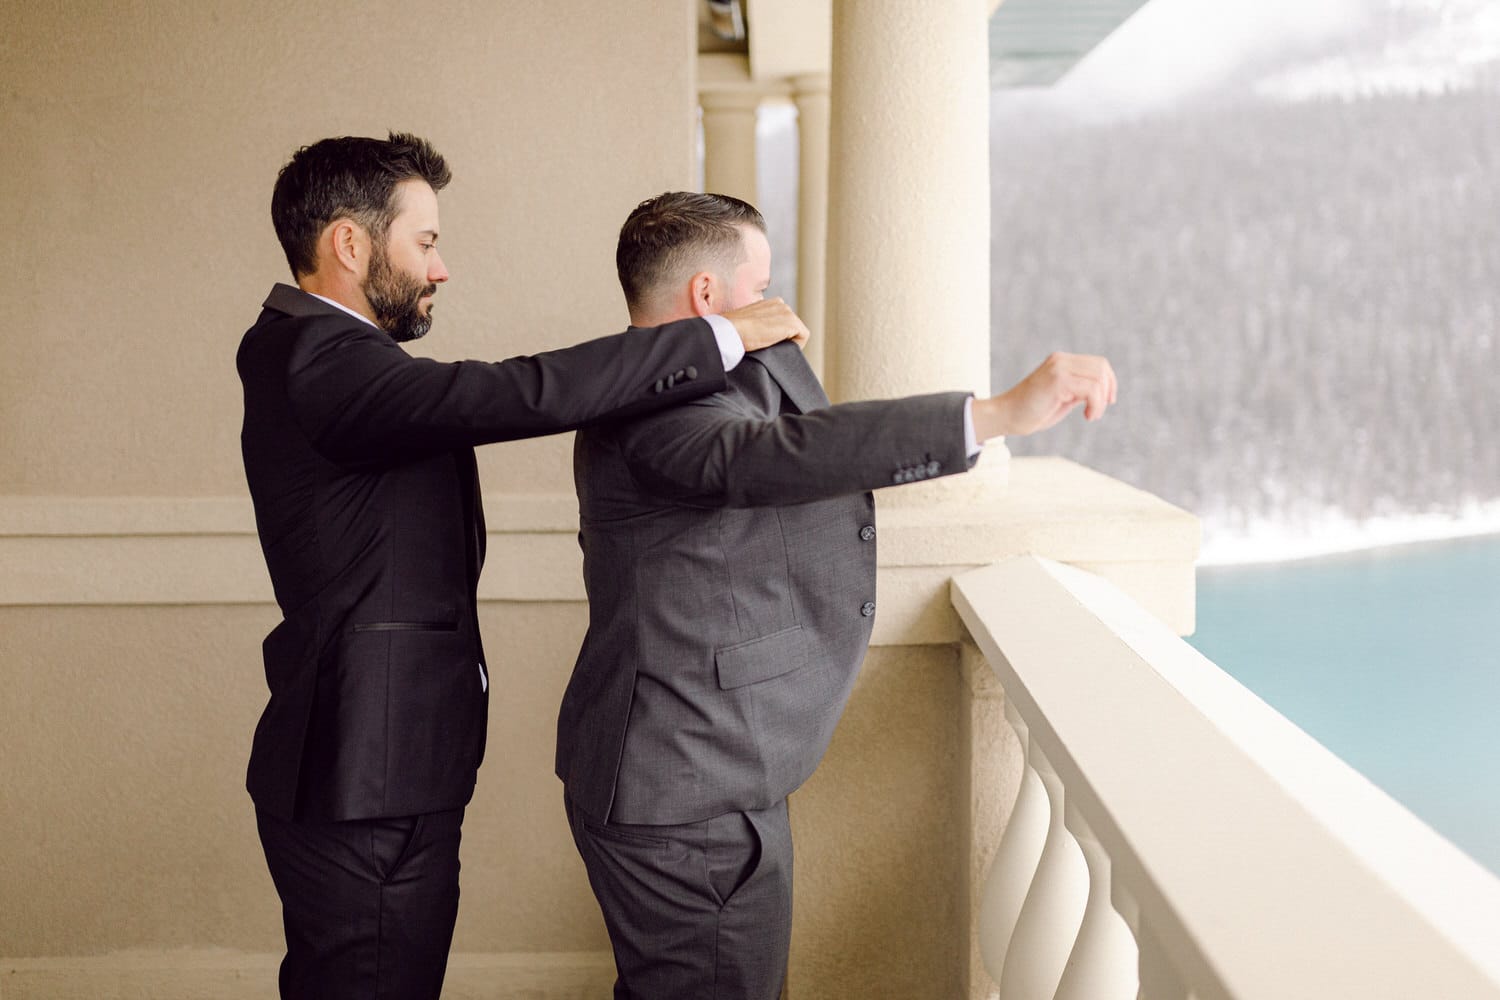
left=875, top=457, right=1199, bottom=636
left=0, top=458, right=1199, bottom=632
left=0, top=950, right=615, bottom=1000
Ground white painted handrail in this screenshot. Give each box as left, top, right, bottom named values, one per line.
left=953, top=556, right=1500, bottom=1000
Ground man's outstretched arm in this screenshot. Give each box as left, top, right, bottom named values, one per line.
left=275, top=298, right=809, bottom=467
left=614, top=390, right=973, bottom=509
left=611, top=352, right=1117, bottom=509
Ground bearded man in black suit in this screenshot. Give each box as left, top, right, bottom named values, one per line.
left=236, top=134, right=808, bottom=1000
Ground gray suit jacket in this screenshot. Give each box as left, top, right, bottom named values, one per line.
left=557, top=339, right=972, bottom=825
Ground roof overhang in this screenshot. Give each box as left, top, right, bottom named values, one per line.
left=697, top=0, right=1154, bottom=90
left=989, top=0, right=1154, bottom=88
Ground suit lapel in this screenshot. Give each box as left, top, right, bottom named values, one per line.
left=747, top=341, right=830, bottom=414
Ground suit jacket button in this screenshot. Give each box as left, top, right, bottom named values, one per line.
left=859, top=524, right=876, bottom=542
left=860, top=601, right=876, bottom=617
left=653, top=379, right=665, bottom=393
left=892, top=471, right=905, bottom=485
left=685, top=366, right=697, bottom=379
left=927, top=460, right=941, bottom=476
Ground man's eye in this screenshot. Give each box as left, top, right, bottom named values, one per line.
left=420, top=243, right=435, bottom=252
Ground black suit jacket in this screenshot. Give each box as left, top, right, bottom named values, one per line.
left=238, top=283, right=727, bottom=822
left=558, top=340, right=972, bottom=825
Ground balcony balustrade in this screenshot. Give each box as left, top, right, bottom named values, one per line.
left=953, top=555, right=1500, bottom=1000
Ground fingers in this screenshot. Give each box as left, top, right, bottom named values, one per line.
left=1100, top=357, right=1118, bottom=407
left=723, top=298, right=810, bottom=351
left=1091, top=357, right=1117, bottom=419
left=1011, top=352, right=1116, bottom=431
left=775, top=300, right=810, bottom=347
left=772, top=301, right=810, bottom=348
left=1046, top=353, right=1114, bottom=422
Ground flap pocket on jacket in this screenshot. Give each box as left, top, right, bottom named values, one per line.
left=715, top=625, right=809, bottom=690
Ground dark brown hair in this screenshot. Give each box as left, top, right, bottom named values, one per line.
left=271, top=132, right=451, bottom=278
left=616, top=192, right=765, bottom=310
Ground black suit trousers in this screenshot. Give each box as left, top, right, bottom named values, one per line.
left=256, top=806, right=464, bottom=1000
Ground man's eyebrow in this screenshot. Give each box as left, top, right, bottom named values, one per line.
left=417, top=229, right=440, bottom=241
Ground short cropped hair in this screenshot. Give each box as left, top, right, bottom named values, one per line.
left=271, top=132, right=452, bottom=278
left=616, top=192, right=765, bottom=311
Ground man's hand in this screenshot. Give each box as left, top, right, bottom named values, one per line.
left=971, top=352, right=1117, bottom=441
left=723, top=298, right=811, bottom=352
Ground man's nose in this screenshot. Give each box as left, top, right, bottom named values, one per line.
left=429, top=250, right=450, bottom=284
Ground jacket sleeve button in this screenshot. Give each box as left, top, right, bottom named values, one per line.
left=927, top=460, right=941, bottom=476
left=685, top=366, right=697, bottom=379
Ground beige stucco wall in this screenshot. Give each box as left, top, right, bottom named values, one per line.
left=0, top=474, right=1187, bottom=993
left=1, top=0, right=695, bottom=498
left=790, top=643, right=968, bottom=998
left=0, top=0, right=689, bottom=971
left=0, top=604, right=1008, bottom=990
left=0, top=604, right=283, bottom=952
left=0, top=0, right=999, bottom=988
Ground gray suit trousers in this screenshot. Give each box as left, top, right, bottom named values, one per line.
left=566, top=794, right=793, bottom=1000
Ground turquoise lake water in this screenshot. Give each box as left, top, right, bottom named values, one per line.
left=1189, top=533, right=1500, bottom=876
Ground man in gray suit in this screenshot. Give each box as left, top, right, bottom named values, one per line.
left=557, top=192, right=1116, bottom=999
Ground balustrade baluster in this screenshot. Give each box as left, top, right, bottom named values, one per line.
left=1055, top=803, right=1139, bottom=999
left=978, top=705, right=1049, bottom=981
left=997, top=741, right=1089, bottom=1000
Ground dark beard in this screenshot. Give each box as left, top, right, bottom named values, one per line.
left=365, top=244, right=437, bottom=343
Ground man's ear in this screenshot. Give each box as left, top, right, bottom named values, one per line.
left=688, top=270, right=718, bottom=317
left=327, top=219, right=371, bottom=277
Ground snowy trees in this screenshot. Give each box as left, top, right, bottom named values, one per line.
left=990, top=91, right=1500, bottom=529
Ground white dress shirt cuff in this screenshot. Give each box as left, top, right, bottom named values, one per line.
left=963, top=397, right=982, bottom=458
left=705, top=314, right=745, bottom=371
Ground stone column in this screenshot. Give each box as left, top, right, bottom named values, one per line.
left=827, top=0, right=991, bottom=402
left=699, top=88, right=762, bottom=205
left=825, top=0, right=1005, bottom=493
left=792, top=73, right=831, bottom=380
